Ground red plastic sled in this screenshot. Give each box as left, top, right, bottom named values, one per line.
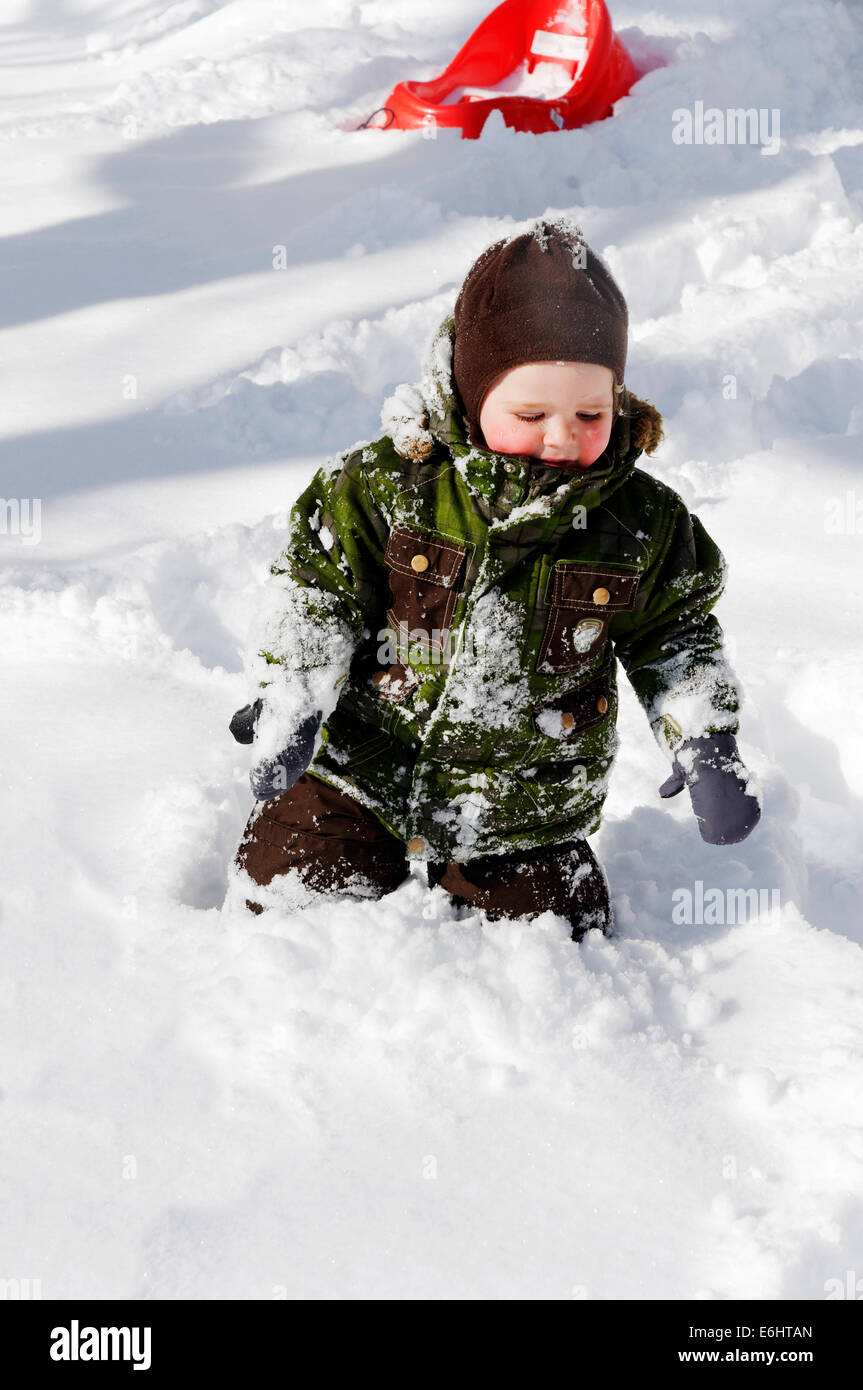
left=358, top=0, right=637, bottom=139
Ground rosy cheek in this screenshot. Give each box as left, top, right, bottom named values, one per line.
left=482, top=420, right=537, bottom=453
left=580, top=420, right=613, bottom=463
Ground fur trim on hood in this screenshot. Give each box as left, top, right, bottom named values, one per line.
left=625, top=392, right=664, bottom=456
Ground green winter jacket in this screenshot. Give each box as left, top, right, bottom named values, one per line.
left=254, top=313, right=741, bottom=863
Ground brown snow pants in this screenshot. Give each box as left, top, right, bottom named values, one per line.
left=235, top=773, right=612, bottom=941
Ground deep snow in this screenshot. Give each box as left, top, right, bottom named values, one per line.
left=1, top=0, right=863, bottom=1299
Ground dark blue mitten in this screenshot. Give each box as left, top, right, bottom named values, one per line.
left=248, top=710, right=323, bottom=801
left=658, top=732, right=761, bottom=845
left=229, top=699, right=263, bottom=745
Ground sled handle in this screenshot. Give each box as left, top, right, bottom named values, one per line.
left=357, top=106, right=396, bottom=130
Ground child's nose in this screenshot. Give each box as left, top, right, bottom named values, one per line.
left=544, top=416, right=578, bottom=447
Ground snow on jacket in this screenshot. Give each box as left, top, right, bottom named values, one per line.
left=250, top=311, right=742, bottom=863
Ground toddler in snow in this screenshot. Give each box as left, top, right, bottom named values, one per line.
left=229, top=217, right=760, bottom=938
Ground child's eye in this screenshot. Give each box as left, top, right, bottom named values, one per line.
left=514, top=411, right=603, bottom=423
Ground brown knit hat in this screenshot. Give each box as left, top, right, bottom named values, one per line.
left=453, top=217, right=628, bottom=448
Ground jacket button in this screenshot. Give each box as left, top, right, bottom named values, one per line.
left=503, top=461, right=518, bottom=474
left=592, top=586, right=611, bottom=605
left=408, top=836, right=425, bottom=854
left=411, top=554, right=429, bottom=572
left=597, top=696, right=609, bottom=714
left=561, top=712, right=575, bottom=730
left=372, top=670, right=388, bottom=687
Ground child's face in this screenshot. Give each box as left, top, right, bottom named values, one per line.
left=478, top=361, right=615, bottom=467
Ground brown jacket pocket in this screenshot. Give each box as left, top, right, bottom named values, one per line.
left=537, top=563, right=639, bottom=674
left=533, top=667, right=613, bottom=739
left=384, top=525, right=468, bottom=656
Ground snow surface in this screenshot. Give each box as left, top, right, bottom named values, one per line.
left=2, top=0, right=863, bottom=1300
